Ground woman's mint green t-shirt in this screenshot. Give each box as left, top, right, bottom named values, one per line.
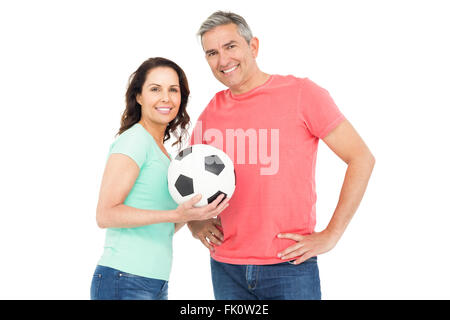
left=97, top=123, right=177, bottom=281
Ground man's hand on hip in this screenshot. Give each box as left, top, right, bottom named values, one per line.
left=277, top=229, right=340, bottom=265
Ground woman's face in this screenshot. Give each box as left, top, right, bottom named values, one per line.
left=137, top=66, right=181, bottom=127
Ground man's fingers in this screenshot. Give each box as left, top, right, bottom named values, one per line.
left=277, top=233, right=304, bottom=241
left=191, top=218, right=224, bottom=250
left=281, top=247, right=309, bottom=260
left=293, top=252, right=314, bottom=265
left=209, top=225, right=224, bottom=241
left=278, top=242, right=304, bottom=259
left=200, top=235, right=214, bottom=251
left=213, top=217, right=222, bottom=227
left=276, top=233, right=308, bottom=260
left=206, top=231, right=222, bottom=246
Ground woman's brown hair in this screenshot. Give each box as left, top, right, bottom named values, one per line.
left=118, top=57, right=190, bottom=148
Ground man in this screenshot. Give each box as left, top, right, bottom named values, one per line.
left=188, top=11, right=375, bottom=300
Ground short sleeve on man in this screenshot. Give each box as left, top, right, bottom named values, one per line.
left=299, top=78, right=346, bottom=138
left=109, top=125, right=150, bottom=168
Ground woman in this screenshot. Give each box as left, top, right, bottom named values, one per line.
left=90, top=57, right=229, bottom=300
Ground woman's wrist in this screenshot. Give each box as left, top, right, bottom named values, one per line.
left=166, top=208, right=182, bottom=223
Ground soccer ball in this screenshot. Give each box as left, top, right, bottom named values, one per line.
left=168, top=144, right=236, bottom=208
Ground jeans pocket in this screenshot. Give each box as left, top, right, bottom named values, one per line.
left=118, top=271, right=140, bottom=278
left=90, top=272, right=102, bottom=300
left=118, top=272, right=167, bottom=300
left=287, top=256, right=318, bottom=265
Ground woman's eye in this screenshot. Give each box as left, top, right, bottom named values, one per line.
left=150, top=87, right=159, bottom=92
left=170, top=88, right=179, bottom=93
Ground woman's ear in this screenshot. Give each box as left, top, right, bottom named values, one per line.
left=136, top=94, right=142, bottom=106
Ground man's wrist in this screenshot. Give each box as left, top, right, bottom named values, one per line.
left=324, top=226, right=343, bottom=243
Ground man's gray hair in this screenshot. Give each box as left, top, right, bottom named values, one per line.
left=197, top=11, right=253, bottom=44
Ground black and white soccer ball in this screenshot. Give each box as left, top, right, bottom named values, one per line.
left=168, top=144, right=236, bottom=207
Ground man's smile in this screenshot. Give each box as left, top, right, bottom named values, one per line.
left=221, top=64, right=239, bottom=74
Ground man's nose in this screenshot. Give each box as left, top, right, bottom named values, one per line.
left=218, top=51, right=231, bottom=69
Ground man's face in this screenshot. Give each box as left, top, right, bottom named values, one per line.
left=201, top=23, right=259, bottom=94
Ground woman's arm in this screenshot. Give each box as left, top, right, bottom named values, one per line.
left=96, top=154, right=229, bottom=229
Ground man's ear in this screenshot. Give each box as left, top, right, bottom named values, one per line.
left=250, top=37, right=260, bottom=58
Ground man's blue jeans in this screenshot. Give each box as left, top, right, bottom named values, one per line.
left=90, top=265, right=168, bottom=300
left=210, top=257, right=321, bottom=300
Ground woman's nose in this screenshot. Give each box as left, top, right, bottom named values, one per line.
left=161, top=90, right=170, bottom=102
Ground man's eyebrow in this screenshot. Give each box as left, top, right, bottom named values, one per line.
left=222, top=40, right=238, bottom=48
left=205, top=48, right=217, bottom=55
left=204, top=40, right=238, bottom=54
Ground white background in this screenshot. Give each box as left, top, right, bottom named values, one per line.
left=0, top=0, right=449, bottom=299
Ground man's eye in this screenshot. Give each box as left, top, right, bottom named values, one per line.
left=207, top=52, right=217, bottom=57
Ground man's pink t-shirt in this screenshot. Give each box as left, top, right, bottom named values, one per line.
left=191, top=75, right=345, bottom=265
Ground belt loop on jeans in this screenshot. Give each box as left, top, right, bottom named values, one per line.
left=246, top=265, right=258, bottom=290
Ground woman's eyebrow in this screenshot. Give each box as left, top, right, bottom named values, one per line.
left=146, top=83, right=180, bottom=87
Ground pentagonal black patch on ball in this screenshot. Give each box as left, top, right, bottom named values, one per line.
left=208, top=191, right=227, bottom=205
left=175, top=147, right=192, bottom=160
left=205, top=155, right=225, bottom=175
left=175, top=174, right=194, bottom=196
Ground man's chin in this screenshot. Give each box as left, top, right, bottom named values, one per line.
left=216, top=78, right=238, bottom=90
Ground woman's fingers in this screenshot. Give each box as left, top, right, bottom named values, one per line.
left=208, top=197, right=230, bottom=218
left=203, top=194, right=225, bottom=210
left=188, top=194, right=203, bottom=206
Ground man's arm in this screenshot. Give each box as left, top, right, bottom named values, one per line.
left=187, top=218, right=224, bottom=251
left=277, top=120, right=375, bottom=264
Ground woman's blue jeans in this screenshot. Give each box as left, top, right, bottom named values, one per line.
left=210, top=257, right=321, bottom=300
left=90, top=265, right=168, bottom=300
